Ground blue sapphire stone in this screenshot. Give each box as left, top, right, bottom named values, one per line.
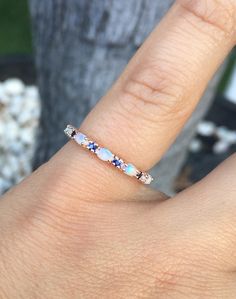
left=112, top=159, right=121, bottom=167
left=88, top=142, right=98, bottom=151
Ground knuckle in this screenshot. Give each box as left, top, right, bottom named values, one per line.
left=178, top=0, right=236, bottom=37
left=118, top=67, right=189, bottom=124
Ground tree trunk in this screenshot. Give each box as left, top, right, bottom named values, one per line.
left=29, top=0, right=222, bottom=194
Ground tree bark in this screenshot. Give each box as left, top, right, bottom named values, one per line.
left=29, top=0, right=222, bottom=194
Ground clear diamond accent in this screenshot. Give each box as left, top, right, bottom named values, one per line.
left=139, top=173, right=153, bottom=185
left=64, top=125, right=75, bottom=138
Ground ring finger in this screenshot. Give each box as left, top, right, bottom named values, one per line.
left=53, top=0, right=236, bottom=201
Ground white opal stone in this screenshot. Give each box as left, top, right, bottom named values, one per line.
left=124, top=163, right=138, bottom=176
left=75, top=132, right=88, bottom=145
left=96, top=148, right=113, bottom=161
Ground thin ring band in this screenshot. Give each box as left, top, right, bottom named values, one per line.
left=64, top=125, right=154, bottom=185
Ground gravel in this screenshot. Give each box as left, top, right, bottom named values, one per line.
left=0, top=78, right=40, bottom=194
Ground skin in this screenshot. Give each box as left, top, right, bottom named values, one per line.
left=1, top=0, right=236, bottom=298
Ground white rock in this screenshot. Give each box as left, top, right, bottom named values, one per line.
left=31, top=108, right=41, bottom=119
left=197, top=121, right=216, bottom=137
left=0, top=123, right=5, bottom=138
left=18, top=110, right=33, bottom=125
left=7, top=155, right=20, bottom=174
left=5, top=122, right=20, bottom=141
left=10, top=142, right=25, bottom=155
left=25, top=86, right=39, bottom=99
left=19, top=157, right=32, bottom=175
left=189, top=139, right=202, bottom=153
left=216, top=127, right=236, bottom=144
left=8, top=95, right=23, bottom=117
left=1, top=164, right=13, bottom=180
left=228, top=131, right=236, bottom=144
left=20, top=128, right=34, bottom=145
left=24, top=95, right=40, bottom=107
left=0, top=79, right=40, bottom=195
left=223, top=131, right=236, bottom=144
left=213, top=141, right=230, bottom=154
left=216, top=126, right=228, bottom=139
left=4, top=78, right=25, bottom=96
left=0, top=84, right=10, bottom=105
left=24, top=99, right=41, bottom=119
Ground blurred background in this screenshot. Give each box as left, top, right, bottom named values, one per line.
left=0, top=0, right=40, bottom=194
left=0, top=0, right=235, bottom=195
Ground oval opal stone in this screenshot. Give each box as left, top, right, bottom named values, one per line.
left=75, top=133, right=88, bottom=145
left=124, top=164, right=138, bottom=176
left=97, top=148, right=114, bottom=161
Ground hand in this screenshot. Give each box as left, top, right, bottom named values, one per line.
left=1, top=0, right=236, bottom=298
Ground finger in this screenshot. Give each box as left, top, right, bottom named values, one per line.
left=54, top=0, right=236, bottom=200
left=162, top=154, right=236, bottom=272
left=80, top=0, right=236, bottom=168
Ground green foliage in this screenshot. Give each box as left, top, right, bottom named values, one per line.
left=0, top=0, right=32, bottom=54
left=218, top=50, right=236, bottom=93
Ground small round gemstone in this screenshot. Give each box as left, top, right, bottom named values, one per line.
left=124, top=163, right=138, bottom=176
left=75, top=132, right=88, bottom=145
left=64, top=125, right=75, bottom=137
left=112, top=158, right=122, bottom=168
left=139, top=173, right=153, bottom=184
left=96, top=148, right=114, bottom=161
left=88, top=142, right=98, bottom=152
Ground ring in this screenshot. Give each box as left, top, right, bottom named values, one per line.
left=64, top=125, right=154, bottom=185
